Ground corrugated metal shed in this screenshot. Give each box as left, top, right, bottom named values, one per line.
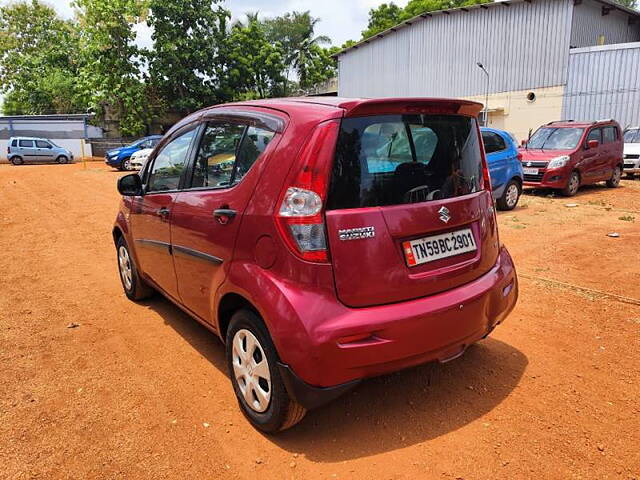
left=571, top=0, right=640, bottom=47
left=338, top=0, right=574, bottom=98
left=563, top=42, right=640, bottom=127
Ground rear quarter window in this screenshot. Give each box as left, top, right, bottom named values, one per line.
left=328, top=114, right=483, bottom=209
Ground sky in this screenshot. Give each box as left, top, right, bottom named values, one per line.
left=15, top=0, right=411, bottom=47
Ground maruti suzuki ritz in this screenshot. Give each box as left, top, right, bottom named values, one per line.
left=113, top=97, right=518, bottom=433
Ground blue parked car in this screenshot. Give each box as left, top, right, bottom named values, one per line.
left=105, top=135, right=162, bottom=171
left=481, top=127, right=524, bottom=210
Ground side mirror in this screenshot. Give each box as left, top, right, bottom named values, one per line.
left=117, top=173, right=143, bottom=196
left=520, top=139, right=527, bottom=147
left=587, top=139, right=599, bottom=149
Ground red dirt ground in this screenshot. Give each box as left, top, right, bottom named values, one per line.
left=1, top=163, right=639, bottom=479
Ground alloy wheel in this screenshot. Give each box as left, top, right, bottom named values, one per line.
left=118, top=245, right=133, bottom=291
left=232, top=329, right=271, bottom=413
left=611, top=167, right=621, bottom=186
left=505, top=183, right=519, bottom=208
left=568, top=173, right=579, bottom=195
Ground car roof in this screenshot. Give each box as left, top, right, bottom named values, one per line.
left=170, top=97, right=484, bottom=138
left=545, top=119, right=619, bottom=128
left=10, top=136, right=47, bottom=140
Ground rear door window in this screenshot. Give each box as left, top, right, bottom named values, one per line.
left=481, top=131, right=507, bottom=154
left=19, top=140, right=34, bottom=148
left=328, top=114, right=483, bottom=209
left=190, top=123, right=275, bottom=189
left=603, top=126, right=617, bottom=144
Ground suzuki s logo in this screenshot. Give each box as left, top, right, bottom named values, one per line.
left=526, top=161, right=532, bottom=167
left=438, top=206, right=451, bottom=224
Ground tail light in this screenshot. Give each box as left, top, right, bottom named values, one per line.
left=275, top=119, right=340, bottom=263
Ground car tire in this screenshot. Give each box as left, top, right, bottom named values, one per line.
left=226, top=309, right=306, bottom=433
left=496, top=179, right=521, bottom=211
left=116, top=237, right=154, bottom=301
left=120, top=157, right=132, bottom=171
left=57, top=155, right=68, bottom=164
left=562, top=171, right=580, bottom=197
left=10, top=156, right=24, bottom=165
left=606, top=166, right=622, bottom=188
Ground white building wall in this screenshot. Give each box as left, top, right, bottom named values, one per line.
left=563, top=42, right=640, bottom=127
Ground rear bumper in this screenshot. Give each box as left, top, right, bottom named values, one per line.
left=284, top=246, right=518, bottom=389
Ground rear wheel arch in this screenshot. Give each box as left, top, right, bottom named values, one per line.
left=217, top=292, right=261, bottom=342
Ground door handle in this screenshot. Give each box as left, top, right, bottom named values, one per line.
left=213, top=208, right=237, bottom=225
left=157, top=207, right=170, bottom=218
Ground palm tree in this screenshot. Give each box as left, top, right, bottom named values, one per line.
left=287, top=12, right=330, bottom=89
left=232, top=11, right=260, bottom=29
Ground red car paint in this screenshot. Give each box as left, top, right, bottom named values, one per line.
left=113, top=97, right=518, bottom=391
left=519, top=120, right=624, bottom=193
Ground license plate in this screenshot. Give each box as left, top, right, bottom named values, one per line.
left=403, top=228, right=477, bottom=267
left=523, top=167, right=539, bottom=175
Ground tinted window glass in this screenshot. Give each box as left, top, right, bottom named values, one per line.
left=191, top=123, right=245, bottom=188
left=481, top=131, right=507, bottom=154
left=235, top=126, right=275, bottom=181
left=603, top=126, right=617, bottom=143
left=19, top=140, right=34, bottom=148
left=623, top=129, right=640, bottom=143
left=11, top=139, right=17, bottom=147
left=528, top=127, right=584, bottom=150
left=328, top=114, right=483, bottom=209
left=191, top=124, right=275, bottom=189
left=147, top=129, right=196, bottom=192
left=36, top=140, right=51, bottom=148
left=587, top=128, right=602, bottom=144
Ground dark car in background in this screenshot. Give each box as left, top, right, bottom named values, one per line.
left=519, top=120, right=623, bottom=196
left=105, top=135, right=162, bottom=171
left=481, top=127, right=523, bottom=210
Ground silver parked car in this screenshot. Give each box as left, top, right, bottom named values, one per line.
left=7, top=137, right=74, bottom=165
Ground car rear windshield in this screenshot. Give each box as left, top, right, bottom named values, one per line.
left=623, top=129, right=640, bottom=143
left=527, top=127, right=584, bottom=150
left=327, top=114, right=483, bottom=210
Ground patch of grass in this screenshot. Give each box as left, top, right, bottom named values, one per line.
left=588, top=199, right=607, bottom=207
left=534, top=266, right=550, bottom=273
left=510, top=224, right=527, bottom=229
left=619, top=215, right=635, bottom=222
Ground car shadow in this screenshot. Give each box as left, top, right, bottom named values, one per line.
left=522, top=182, right=617, bottom=199
left=142, top=295, right=528, bottom=461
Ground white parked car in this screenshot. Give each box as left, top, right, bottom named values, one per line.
left=129, top=148, right=153, bottom=171
left=623, top=127, right=640, bottom=178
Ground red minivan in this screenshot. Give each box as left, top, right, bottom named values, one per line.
left=519, top=120, right=624, bottom=196
left=113, top=97, right=518, bottom=432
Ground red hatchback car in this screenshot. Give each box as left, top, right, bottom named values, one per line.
left=519, top=120, right=624, bottom=196
left=113, top=97, right=518, bottom=432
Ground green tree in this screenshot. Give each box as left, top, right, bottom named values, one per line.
left=0, top=0, right=84, bottom=114
left=217, top=19, right=285, bottom=100
left=147, top=0, right=229, bottom=114
left=73, top=0, right=150, bottom=136
left=361, top=2, right=403, bottom=39
left=614, top=0, right=638, bottom=8
left=263, top=11, right=331, bottom=93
